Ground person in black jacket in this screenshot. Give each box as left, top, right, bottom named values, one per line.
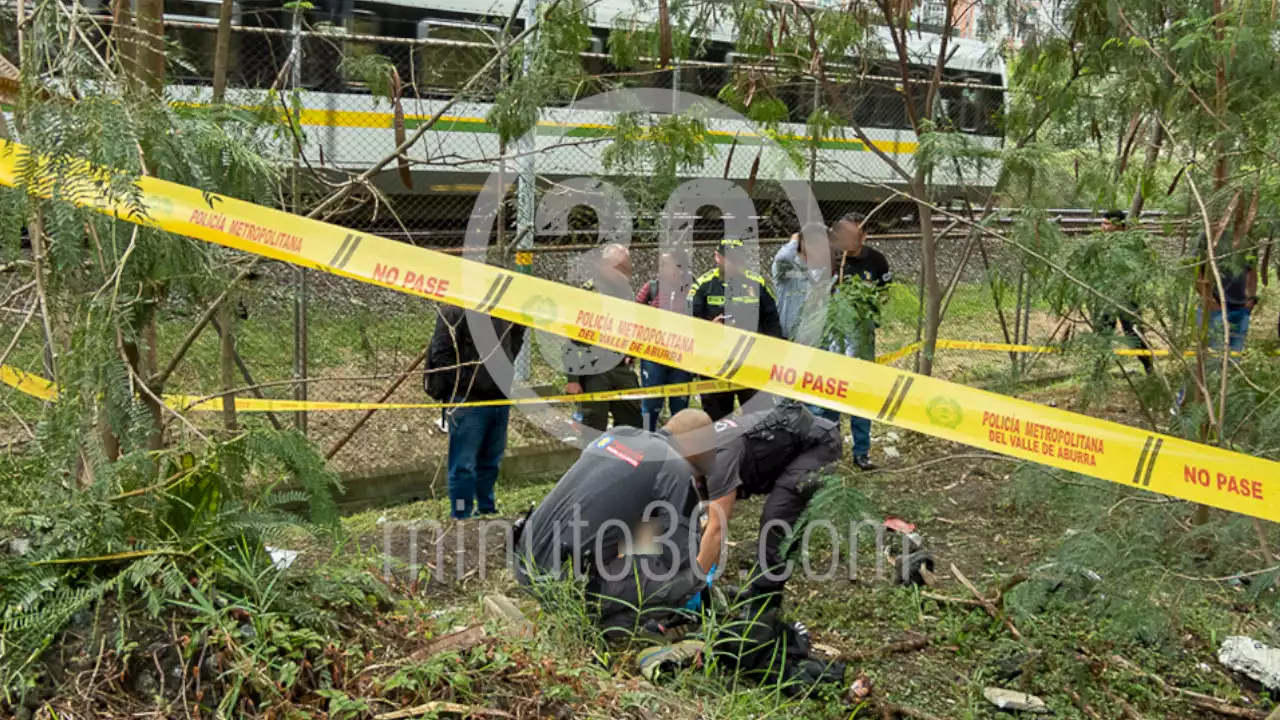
left=564, top=244, right=643, bottom=433
left=425, top=306, right=527, bottom=519
left=688, top=238, right=783, bottom=420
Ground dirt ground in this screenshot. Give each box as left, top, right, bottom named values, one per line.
left=344, top=376, right=1279, bottom=719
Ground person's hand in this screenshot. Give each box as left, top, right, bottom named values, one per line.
left=624, top=356, right=635, bottom=366
left=713, top=314, right=726, bottom=324
left=1246, top=297, right=1258, bottom=311
left=564, top=382, right=583, bottom=395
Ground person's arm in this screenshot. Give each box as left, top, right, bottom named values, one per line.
left=697, top=494, right=735, bottom=574
left=1246, top=266, right=1259, bottom=310
left=871, top=250, right=893, bottom=287
left=689, top=277, right=709, bottom=321
left=759, top=280, right=784, bottom=338
left=426, top=307, right=463, bottom=399
left=563, top=359, right=583, bottom=394
left=772, top=240, right=794, bottom=288
left=695, top=445, right=741, bottom=572
left=506, top=318, right=527, bottom=357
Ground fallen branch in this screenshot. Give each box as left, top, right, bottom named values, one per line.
left=951, top=563, right=1022, bottom=641
left=408, top=626, right=487, bottom=662
left=33, top=548, right=190, bottom=566
left=1067, top=687, right=1103, bottom=720
left=841, top=634, right=930, bottom=662
left=1102, top=686, right=1146, bottom=720
left=920, top=592, right=984, bottom=608
left=373, top=702, right=514, bottom=720
left=1109, top=654, right=1267, bottom=720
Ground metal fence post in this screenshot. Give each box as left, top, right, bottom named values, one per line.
left=513, top=0, right=538, bottom=382
left=290, top=8, right=308, bottom=434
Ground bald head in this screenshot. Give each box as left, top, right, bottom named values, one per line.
left=600, top=243, right=632, bottom=278
left=663, top=409, right=716, bottom=477
left=665, top=408, right=711, bottom=436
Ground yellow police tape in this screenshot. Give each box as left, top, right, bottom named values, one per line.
left=1, top=139, right=1275, bottom=522
left=879, top=339, right=1256, bottom=362
left=0, top=365, right=735, bottom=413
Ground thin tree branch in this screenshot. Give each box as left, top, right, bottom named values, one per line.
left=150, top=260, right=260, bottom=388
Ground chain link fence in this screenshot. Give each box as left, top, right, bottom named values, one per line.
left=1, top=11, right=1020, bottom=486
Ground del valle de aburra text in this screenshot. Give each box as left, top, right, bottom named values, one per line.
left=575, top=311, right=695, bottom=363
left=984, top=412, right=1105, bottom=468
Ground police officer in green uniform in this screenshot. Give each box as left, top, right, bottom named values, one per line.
left=564, top=244, right=643, bottom=432
left=689, top=238, right=784, bottom=420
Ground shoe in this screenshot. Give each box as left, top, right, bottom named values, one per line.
left=854, top=455, right=876, bottom=471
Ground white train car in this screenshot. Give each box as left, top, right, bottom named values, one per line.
left=7, top=0, right=1006, bottom=234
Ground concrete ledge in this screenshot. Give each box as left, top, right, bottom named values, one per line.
left=331, top=442, right=582, bottom=514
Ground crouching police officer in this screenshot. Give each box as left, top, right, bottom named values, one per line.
left=695, top=401, right=841, bottom=610
left=515, top=410, right=717, bottom=637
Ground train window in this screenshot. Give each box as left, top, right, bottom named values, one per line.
left=847, top=81, right=899, bottom=129
left=342, top=10, right=383, bottom=89
left=776, top=76, right=816, bottom=124
left=165, top=0, right=239, bottom=83
left=417, top=20, right=502, bottom=99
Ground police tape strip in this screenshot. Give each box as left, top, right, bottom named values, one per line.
left=880, top=339, right=1258, bottom=361
left=0, top=365, right=735, bottom=413
left=1, top=139, right=1275, bottom=522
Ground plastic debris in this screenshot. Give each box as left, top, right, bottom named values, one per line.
left=883, top=446, right=901, bottom=459
left=1218, top=636, right=1280, bottom=689
left=983, top=687, right=1050, bottom=714
left=847, top=673, right=873, bottom=702
left=482, top=595, right=535, bottom=639
left=264, top=545, right=299, bottom=570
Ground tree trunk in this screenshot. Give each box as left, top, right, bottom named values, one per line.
left=915, top=180, right=941, bottom=377
left=1212, top=0, right=1228, bottom=193
left=134, top=0, right=165, bottom=94
left=219, top=303, right=237, bottom=433
left=211, top=0, right=235, bottom=103
left=143, top=305, right=166, bottom=452
left=1128, top=114, right=1165, bottom=219
left=1193, top=0, right=1230, bottom=542
left=111, top=0, right=137, bottom=86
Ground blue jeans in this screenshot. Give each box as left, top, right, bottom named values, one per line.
left=446, top=402, right=510, bottom=519
left=810, top=323, right=875, bottom=457
left=639, top=360, right=691, bottom=431
left=1209, top=308, right=1252, bottom=353
left=809, top=405, right=871, bottom=458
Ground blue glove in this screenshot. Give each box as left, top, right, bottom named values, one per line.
left=683, top=564, right=718, bottom=612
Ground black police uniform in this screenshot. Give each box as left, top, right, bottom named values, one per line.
left=704, top=403, right=841, bottom=603
left=515, top=426, right=704, bottom=636
left=563, top=275, right=643, bottom=432
left=688, top=243, right=784, bottom=420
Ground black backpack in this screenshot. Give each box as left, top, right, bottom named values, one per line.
left=738, top=402, right=814, bottom=495
left=708, top=607, right=846, bottom=697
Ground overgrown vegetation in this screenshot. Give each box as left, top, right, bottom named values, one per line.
left=2, top=0, right=1279, bottom=717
